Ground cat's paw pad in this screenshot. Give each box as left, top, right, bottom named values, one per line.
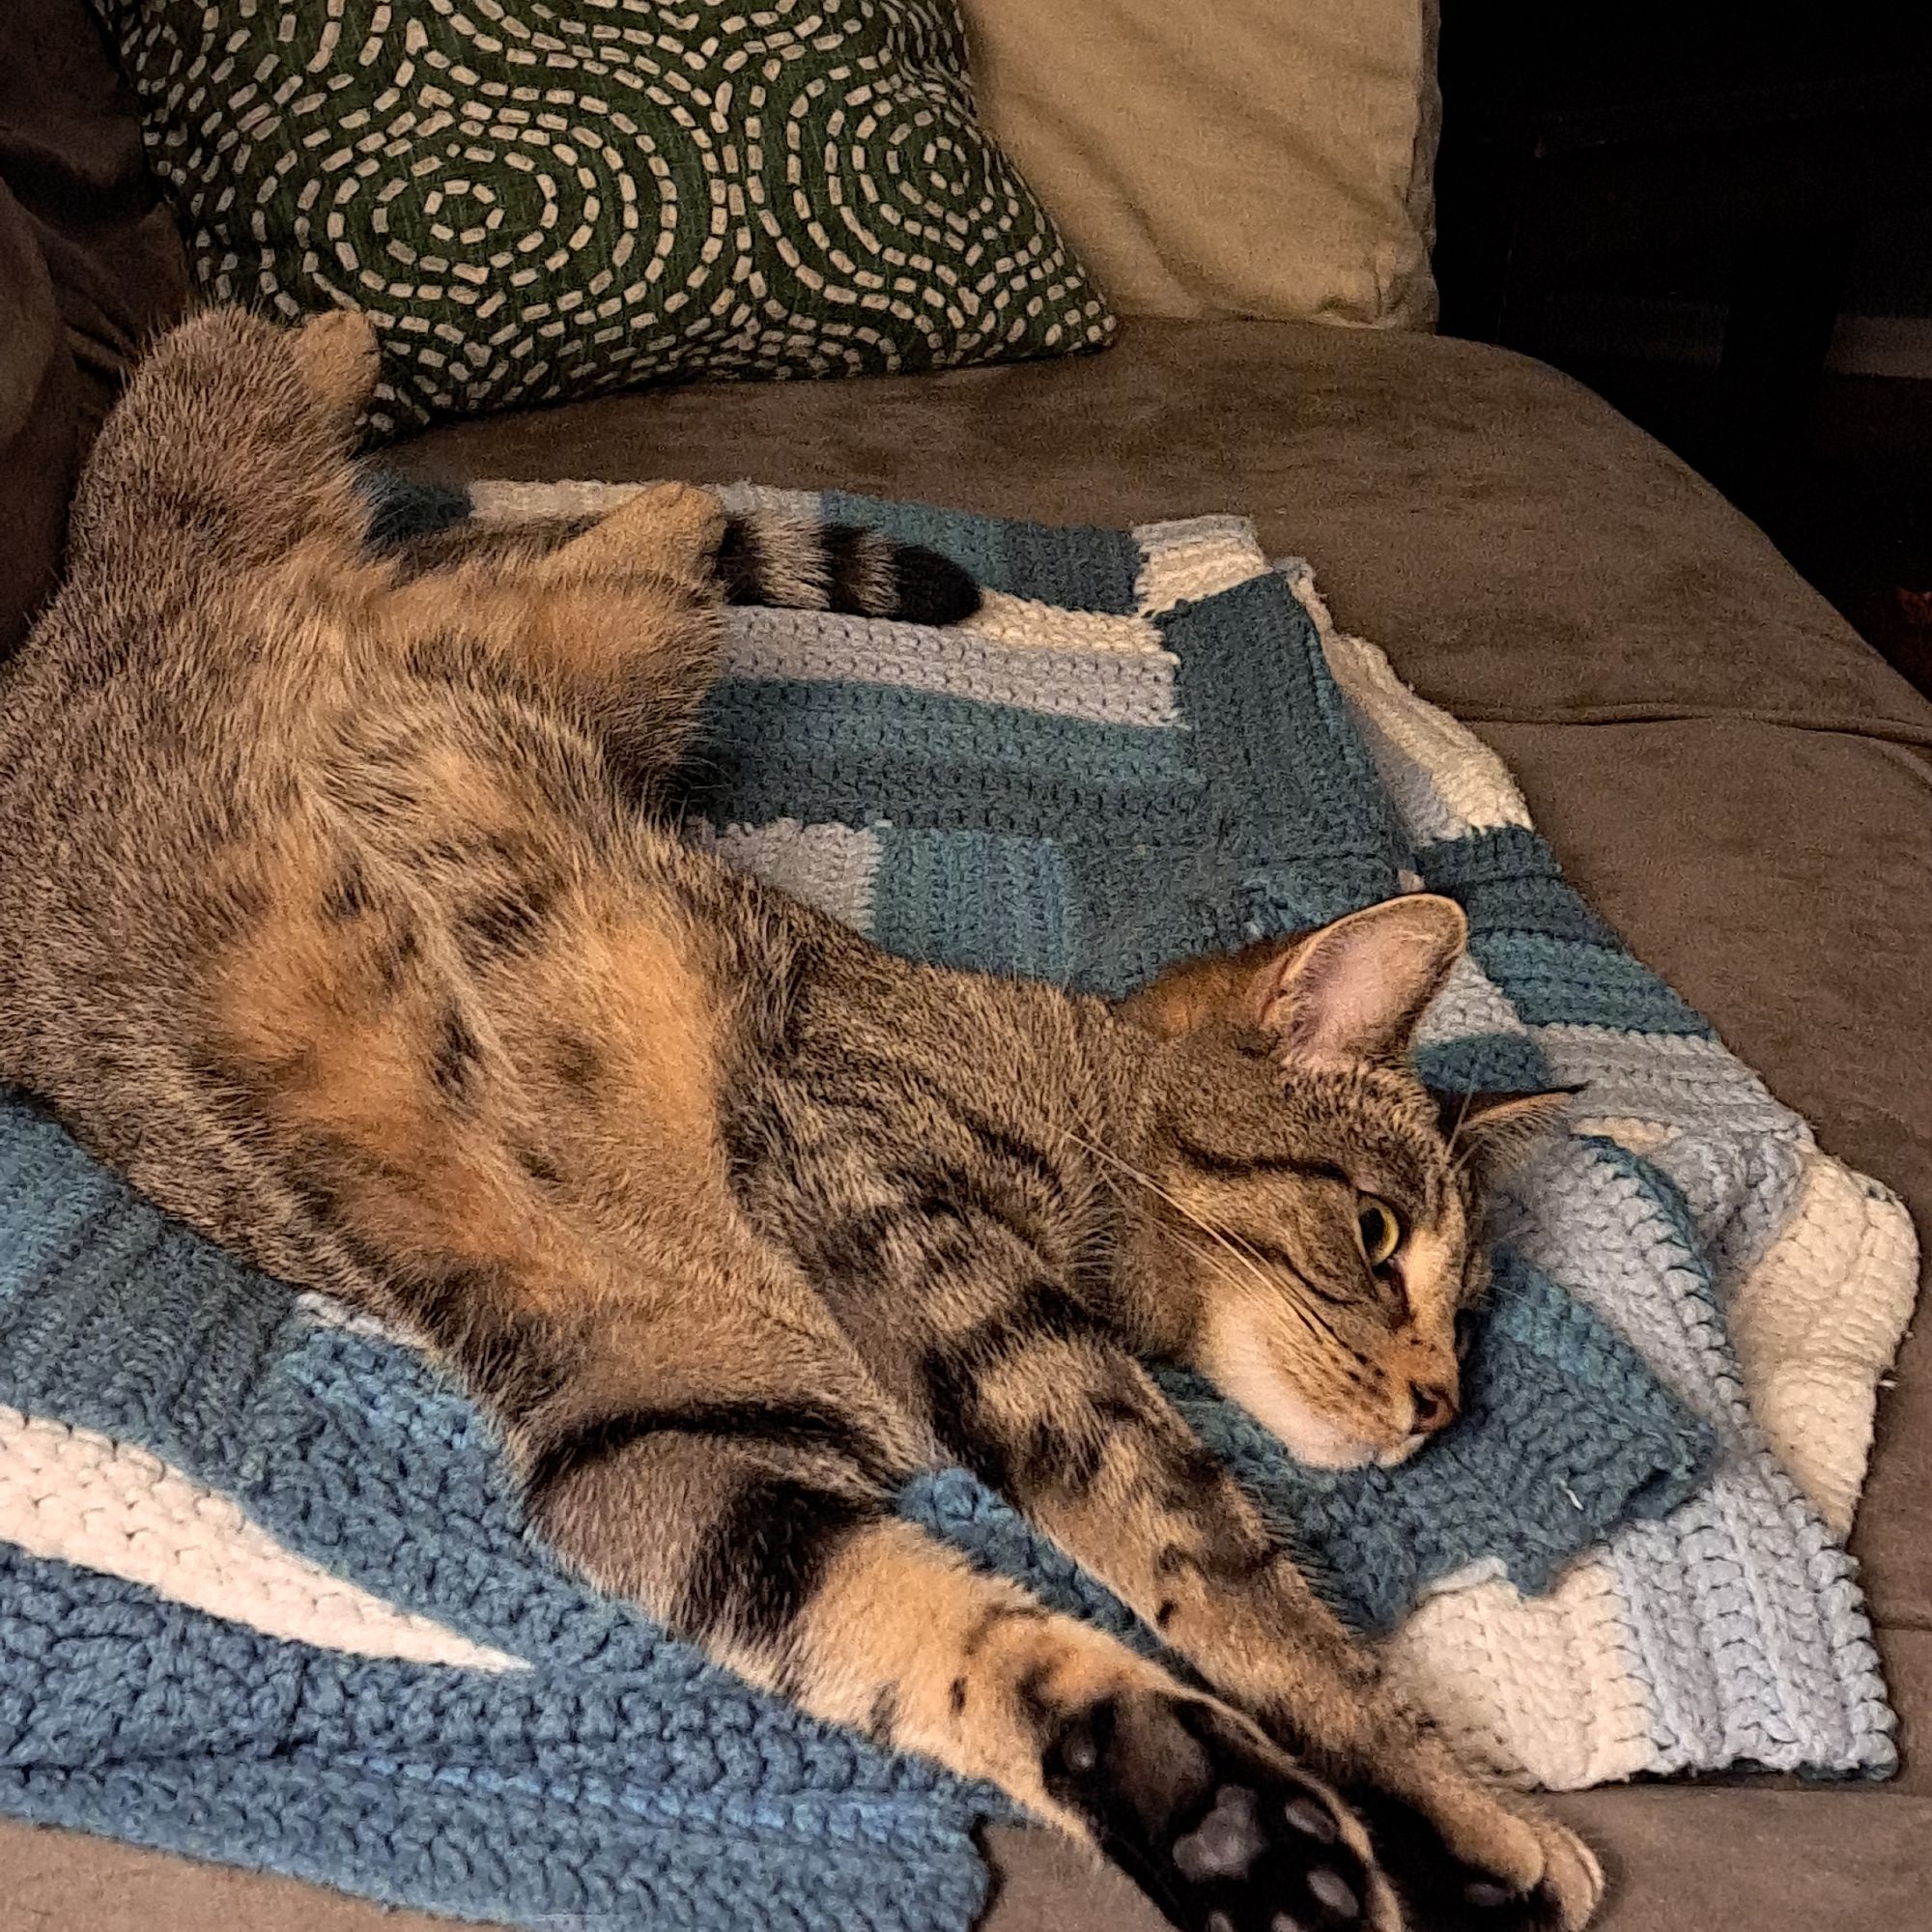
left=293, top=310, right=381, bottom=416
left=1044, top=1692, right=1399, bottom=1932
left=1352, top=1790, right=1603, bottom=1932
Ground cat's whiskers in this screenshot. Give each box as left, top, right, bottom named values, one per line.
left=1214, top=1224, right=1353, bottom=1354
left=1061, top=1130, right=1274, bottom=1293
left=1443, top=1084, right=1489, bottom=1184
left=1059, top=1128, right=1344, bottom=1348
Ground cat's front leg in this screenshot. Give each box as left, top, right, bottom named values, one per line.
left=930, top=1334, right=1604, bottom=1932
left=514, top=1321, right=1395, bottom=1932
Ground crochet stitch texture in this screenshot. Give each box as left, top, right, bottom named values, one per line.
left=0, top=486, right=1914, bottom=1931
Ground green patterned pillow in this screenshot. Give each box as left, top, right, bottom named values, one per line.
left=88, top=0, right=1115, bottom=434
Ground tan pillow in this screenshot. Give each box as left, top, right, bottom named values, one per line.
left=960, top=0, right=1439, bottom=328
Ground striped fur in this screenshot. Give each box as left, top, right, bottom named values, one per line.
left=0, top=311, right=1602, bottom=1932
left=392, top=501, right=980, bottom=627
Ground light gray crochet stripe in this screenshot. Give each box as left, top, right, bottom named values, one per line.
left=1536, top=1025, right=1806, bottom=1284
left=1496, top=1135, right=1893, bottom=1775
left=1537, top=1025, right=1798, bottom=1136
left=710, top=820, right=880, bottom=933
left=1495, top=1136, right=1732, bottom=1416
left=715, top=481, right=826, bottom=522
left=1425, top=945, right=1804, bottom=1309
left=1639, top=1132, right=1810, bottom=1290
left=1605, top=1460, right=1889, bottom=1776
left=723, top=608, right=1179, bottom=726
left=1416, top=954, right=1531, bottom=1050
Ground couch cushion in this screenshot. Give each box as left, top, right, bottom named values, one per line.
left=393, top=318, right=1932, bottom=741
left=0, top=0, right=190, bottom=431
left=0, top=183, right=77, bottom=661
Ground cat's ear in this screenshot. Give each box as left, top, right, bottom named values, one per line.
left=1433, top=1087, right=1578, bottom=1185
left=1249, top=895, right=1467, bottom=1067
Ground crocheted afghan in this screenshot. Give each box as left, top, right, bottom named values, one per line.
left=0, top=485, right=1916, bottom=1932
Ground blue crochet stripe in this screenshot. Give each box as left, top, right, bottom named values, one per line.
left=1532, top=1139, right=1896, bottom=1776
left=1161, top=580, right=1406, bottom=888
left=696, top=564, right=1409, bottom=996
left=1417, top=829, right=1710, bottom=1037
left=818, top=491, right=1142, bottom=611
left=1, top=1551, right=991, bottom=1932
left=1160, top=578, right=1407, bottom=947
left=691, top=678, right=1195, bottom=839
left=1416, top=1033, right=1555, bottom=1098
left=870, top=830, right=1081, bottom=983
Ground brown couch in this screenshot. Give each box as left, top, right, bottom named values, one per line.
left=3, top=7, right=1928, bottom=1930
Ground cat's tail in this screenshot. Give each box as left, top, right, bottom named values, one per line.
left=373, top=484, right=983, bottom=627
left=716, top=510, right=981, bottom=626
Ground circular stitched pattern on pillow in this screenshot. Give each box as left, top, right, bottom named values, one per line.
left=90, top=0, right=1114, bottom=435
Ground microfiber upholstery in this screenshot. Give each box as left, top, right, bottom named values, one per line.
left=3, top=326, right=1929, bottom=1928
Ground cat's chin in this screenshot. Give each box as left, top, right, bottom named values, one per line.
left=1196, top=1317, right=1396, bottom=1470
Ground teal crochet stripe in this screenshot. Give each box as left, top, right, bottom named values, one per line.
left=819, top=491, right=1141, bottom=611
left=1417, top=829, right=1710, bottom=1037
left=871, top=831, right=1080, bottom=983
left=2, top=1552, right=990, bottom=1932
left=693, top=678, right=1194, bottom=843
left=1160, top=579, right=1407, bottom=944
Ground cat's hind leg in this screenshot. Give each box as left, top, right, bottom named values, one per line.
left=370, top=483, right=729, bottom=790
left=67, top=306, right=383, bottom=581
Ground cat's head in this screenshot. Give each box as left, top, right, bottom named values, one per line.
left=1115, top=895, right=1570, bottom=1469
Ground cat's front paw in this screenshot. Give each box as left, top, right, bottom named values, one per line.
left=1350, top=1785, right=1603, bottom=1932
left=1043, top=1690, right=1402, bottom=1932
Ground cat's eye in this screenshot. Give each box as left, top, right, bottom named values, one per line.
left=1356, top=1197, right=1403, bottom=1269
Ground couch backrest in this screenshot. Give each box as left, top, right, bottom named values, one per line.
left=962, top=0, right=1440, bottom=330
left=0, top=0, right=191, bottom=657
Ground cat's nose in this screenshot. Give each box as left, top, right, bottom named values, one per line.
left=1408, top=1380, right=1459, bottom=1435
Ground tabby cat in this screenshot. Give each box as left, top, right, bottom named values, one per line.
left=0, top=309, right=1604, bottom=1932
